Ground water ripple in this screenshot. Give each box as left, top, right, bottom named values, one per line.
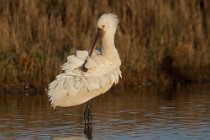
left=0, top=84, right=210, bottom=139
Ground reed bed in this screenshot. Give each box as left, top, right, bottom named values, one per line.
left=0, top=0, right=209, bottom=88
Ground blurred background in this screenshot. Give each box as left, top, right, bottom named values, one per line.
left=0, top=0, right=209, bottom=88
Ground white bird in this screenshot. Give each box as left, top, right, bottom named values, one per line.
left=48, top=13, right=122, bottom=124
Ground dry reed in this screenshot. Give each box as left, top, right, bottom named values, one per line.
left=0, top=0, right=209, bottom=88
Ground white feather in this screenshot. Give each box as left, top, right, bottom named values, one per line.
left=76, top=51, right=88, bottom=60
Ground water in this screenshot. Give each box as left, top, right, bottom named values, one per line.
left=0, top=84, right=210, bottom=140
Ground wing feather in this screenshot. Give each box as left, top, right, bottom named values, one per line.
left=48, top=50, right=121, bottom=108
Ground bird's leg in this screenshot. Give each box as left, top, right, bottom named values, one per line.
left=84, top=99, right=92, bottom=125
left=84, top=100, right=92, bottom=138
left=88, top=99, right=92, bottom=124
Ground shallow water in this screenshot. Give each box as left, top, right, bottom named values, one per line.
left=0, top=84, right=210, bottom=140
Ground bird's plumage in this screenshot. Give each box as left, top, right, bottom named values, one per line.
left=48, top=13, right=121, bottom=108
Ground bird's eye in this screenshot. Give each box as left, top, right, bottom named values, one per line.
left=102, top=25, right=105, bottom=28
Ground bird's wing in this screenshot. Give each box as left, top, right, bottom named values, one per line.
left=85, top=51, right=121, bottom=85
left=48, top=50, right=121, bottom=108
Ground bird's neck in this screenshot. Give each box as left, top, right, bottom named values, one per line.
left=102, top=32, right=120, bottom=65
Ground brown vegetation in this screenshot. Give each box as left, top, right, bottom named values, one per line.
left=0, top=0, right=210, bottom=88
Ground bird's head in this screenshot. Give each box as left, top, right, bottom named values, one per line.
left=97, top=13, right=119, bottom=34
left=88, top=13, right=119, bottom=57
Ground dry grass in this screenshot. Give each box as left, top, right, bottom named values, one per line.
left=0, top=0, right=210, bottom=88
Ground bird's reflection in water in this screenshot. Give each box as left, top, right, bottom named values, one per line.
left=52, top=136, right=88, bottom=140
left=52, top=124, right=92, bottom=140
left=84, top=123, right=92, bottom=140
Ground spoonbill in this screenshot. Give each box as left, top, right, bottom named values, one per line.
left=48, top=13, right=122, bottom=124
